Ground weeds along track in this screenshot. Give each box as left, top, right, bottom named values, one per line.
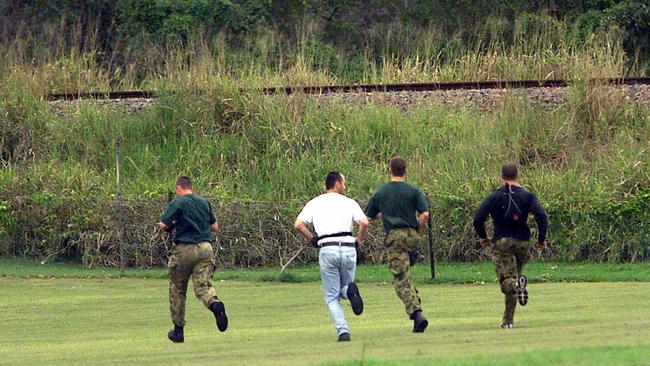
left=46, top=77, right=650, bottom=116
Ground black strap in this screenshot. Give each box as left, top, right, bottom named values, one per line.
left=310, top=231, right=354, bottom=248
left=316, top=231, right=353, bottom=240
left=503, top=183, right=523, bottom=219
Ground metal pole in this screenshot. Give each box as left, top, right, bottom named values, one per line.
left=115, top=137, right=125, bottom=272
left=426, top=194, right=436, bottom=280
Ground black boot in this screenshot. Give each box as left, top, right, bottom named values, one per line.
left=517, top=275, right=528, bottom=306
left=168, top=325, right=184, bottom=343
left=337, top=332, right=351, bottom=342
left=210, top=301, right=228, bottom=332
left=346, top=282, right=364, bottom=316
left=411, top=310, right=429, bottom=333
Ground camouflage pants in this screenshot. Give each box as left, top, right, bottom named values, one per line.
left=492, top=237, right=531, bottom=323
left=168, top=242, right=219, bottom=326
left=386, top=228, right=422, bottom=317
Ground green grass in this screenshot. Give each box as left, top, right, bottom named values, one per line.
left=0, top=278, right=649, bottom=365
left=332, top=345, right=650, bottom=366
left=2, top=257, right=650, bottom=284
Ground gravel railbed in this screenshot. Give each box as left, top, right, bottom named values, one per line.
left=47, top=84, right=650, bottom=117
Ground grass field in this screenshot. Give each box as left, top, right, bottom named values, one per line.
left=1, top=261, right=650, bottom=365
left=3, top=258, right=650, bottom=284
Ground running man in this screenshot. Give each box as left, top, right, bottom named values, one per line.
left=473, top=163, right=548, bottom=328
left=365, top=157, right=430, bottom=333
left=294, top=171, right=369, bottom=342
left=158, top=176, right=228, bottom=343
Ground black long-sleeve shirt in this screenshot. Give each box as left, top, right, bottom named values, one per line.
left=473, top=184, right=548, bottom=243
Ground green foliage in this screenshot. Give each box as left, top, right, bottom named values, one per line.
left=604, top=0, right=650, bottom=56
left=0, top=4, right=648, bottom=266
left=2, top=1, right=650, bottom=81
left=0, top=77, right=648, bottom=265
left=118, top=0, right=271, bottom=40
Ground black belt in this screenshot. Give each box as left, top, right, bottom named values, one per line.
left=320, top=241, right=356, bottom=248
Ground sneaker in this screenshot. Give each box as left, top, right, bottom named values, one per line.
left=500, top=322, right=513, bottom=329
left=346, top=282, right=364, bottom=316
left=168, top=327, right=184, bottom=343
left=210, top=301, right=228, bottom=332
left=337, top=332, right=351, bottom=342
left=517, top=275, right=528, bottom=306
left=411, top=311, right=429, bottom=333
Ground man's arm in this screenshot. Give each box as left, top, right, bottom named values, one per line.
left=158, top=201, right=178, bottom=232
left=473, top=194, right=494, bottom=245
left=364, top=193, right=380, bottom=220
left=355, top=217, right=369, bottom=244
left=293, top=219, right=314, bottom=241
left=417, top=211, right=430, bottom=233
left=208, top=202, right=218, bottom=232
left=530, top=194, right=548, bottom=247
left=415, top=189, right=430, bottom=233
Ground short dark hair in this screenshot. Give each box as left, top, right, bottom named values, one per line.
left=325, top=171, right=343, bottom=190
left=389, top=156, right=407, bottom=177
left=175, top=176, right=192, bottom=189
left=501, top=164, right=518, bottom=180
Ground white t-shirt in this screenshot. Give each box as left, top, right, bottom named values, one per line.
left=297, top=192, right=366, bottom=245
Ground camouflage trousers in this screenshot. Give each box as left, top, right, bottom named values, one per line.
left=492, top=237, right=532, bottom=323
left=168, top=242, right=220, bottom=326
left=386, top=228, right=422, bottom=317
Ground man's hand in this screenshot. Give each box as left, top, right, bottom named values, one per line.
left=536, top=240, right=547, bottom=250
left=417, top=211, right=430, bottom=233
left=479, top=238, right=491, bottom=247
left=293, top=219, right=314, bottom=242
left=158, top=221, right=175, bottom=233
left=356, top=217, right=369, bottom=245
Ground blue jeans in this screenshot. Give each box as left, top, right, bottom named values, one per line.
left=319, top=245, right=357, bottom=335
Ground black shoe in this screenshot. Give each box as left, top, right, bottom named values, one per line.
left=411, top=311, right=429, bottom=333
left=338, top=332, right=351, bottom=342
left=168, top=326, right=184, bottom=343
left=517, top=275, right=528, bottom=306
left=346, top=282, right=364, bottom=316
left=210, top=301, right=228, bottom=332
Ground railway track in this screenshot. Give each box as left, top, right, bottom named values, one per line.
left=45, top=77, right=650, bottom=101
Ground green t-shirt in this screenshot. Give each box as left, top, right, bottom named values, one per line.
left=160, top=194, right=217, bottom=244
left=365, top=181, right=429, bottom=233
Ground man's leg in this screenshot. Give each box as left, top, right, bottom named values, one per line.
left=339, top=248, right=363, bottom=315
left=168, top=244, right=192, bottom=342
left=387, top=248, right=421, bottom=316
left=513, top=240, right=532, bottom=276
left=386, top=229, right=422, bottom=317
left=493, top=238, right=518, bottom=327
left=513, top=240, right=532, bottom=305
left=320, top=249, right=350, bottom=339
left=192, top=242, right=228, bottom=332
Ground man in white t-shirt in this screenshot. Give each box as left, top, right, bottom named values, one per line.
left=294, top=171, right=369, bottom=342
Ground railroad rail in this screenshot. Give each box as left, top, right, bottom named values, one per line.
left=45, top=77, right=650, bottom=101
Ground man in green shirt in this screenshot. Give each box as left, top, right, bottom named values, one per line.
left=365, top=157, right=430, bottom=333
left=158, top=176, right=228, bottom=343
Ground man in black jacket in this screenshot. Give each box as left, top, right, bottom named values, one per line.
left=473, top=164, right=548, bottom=329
